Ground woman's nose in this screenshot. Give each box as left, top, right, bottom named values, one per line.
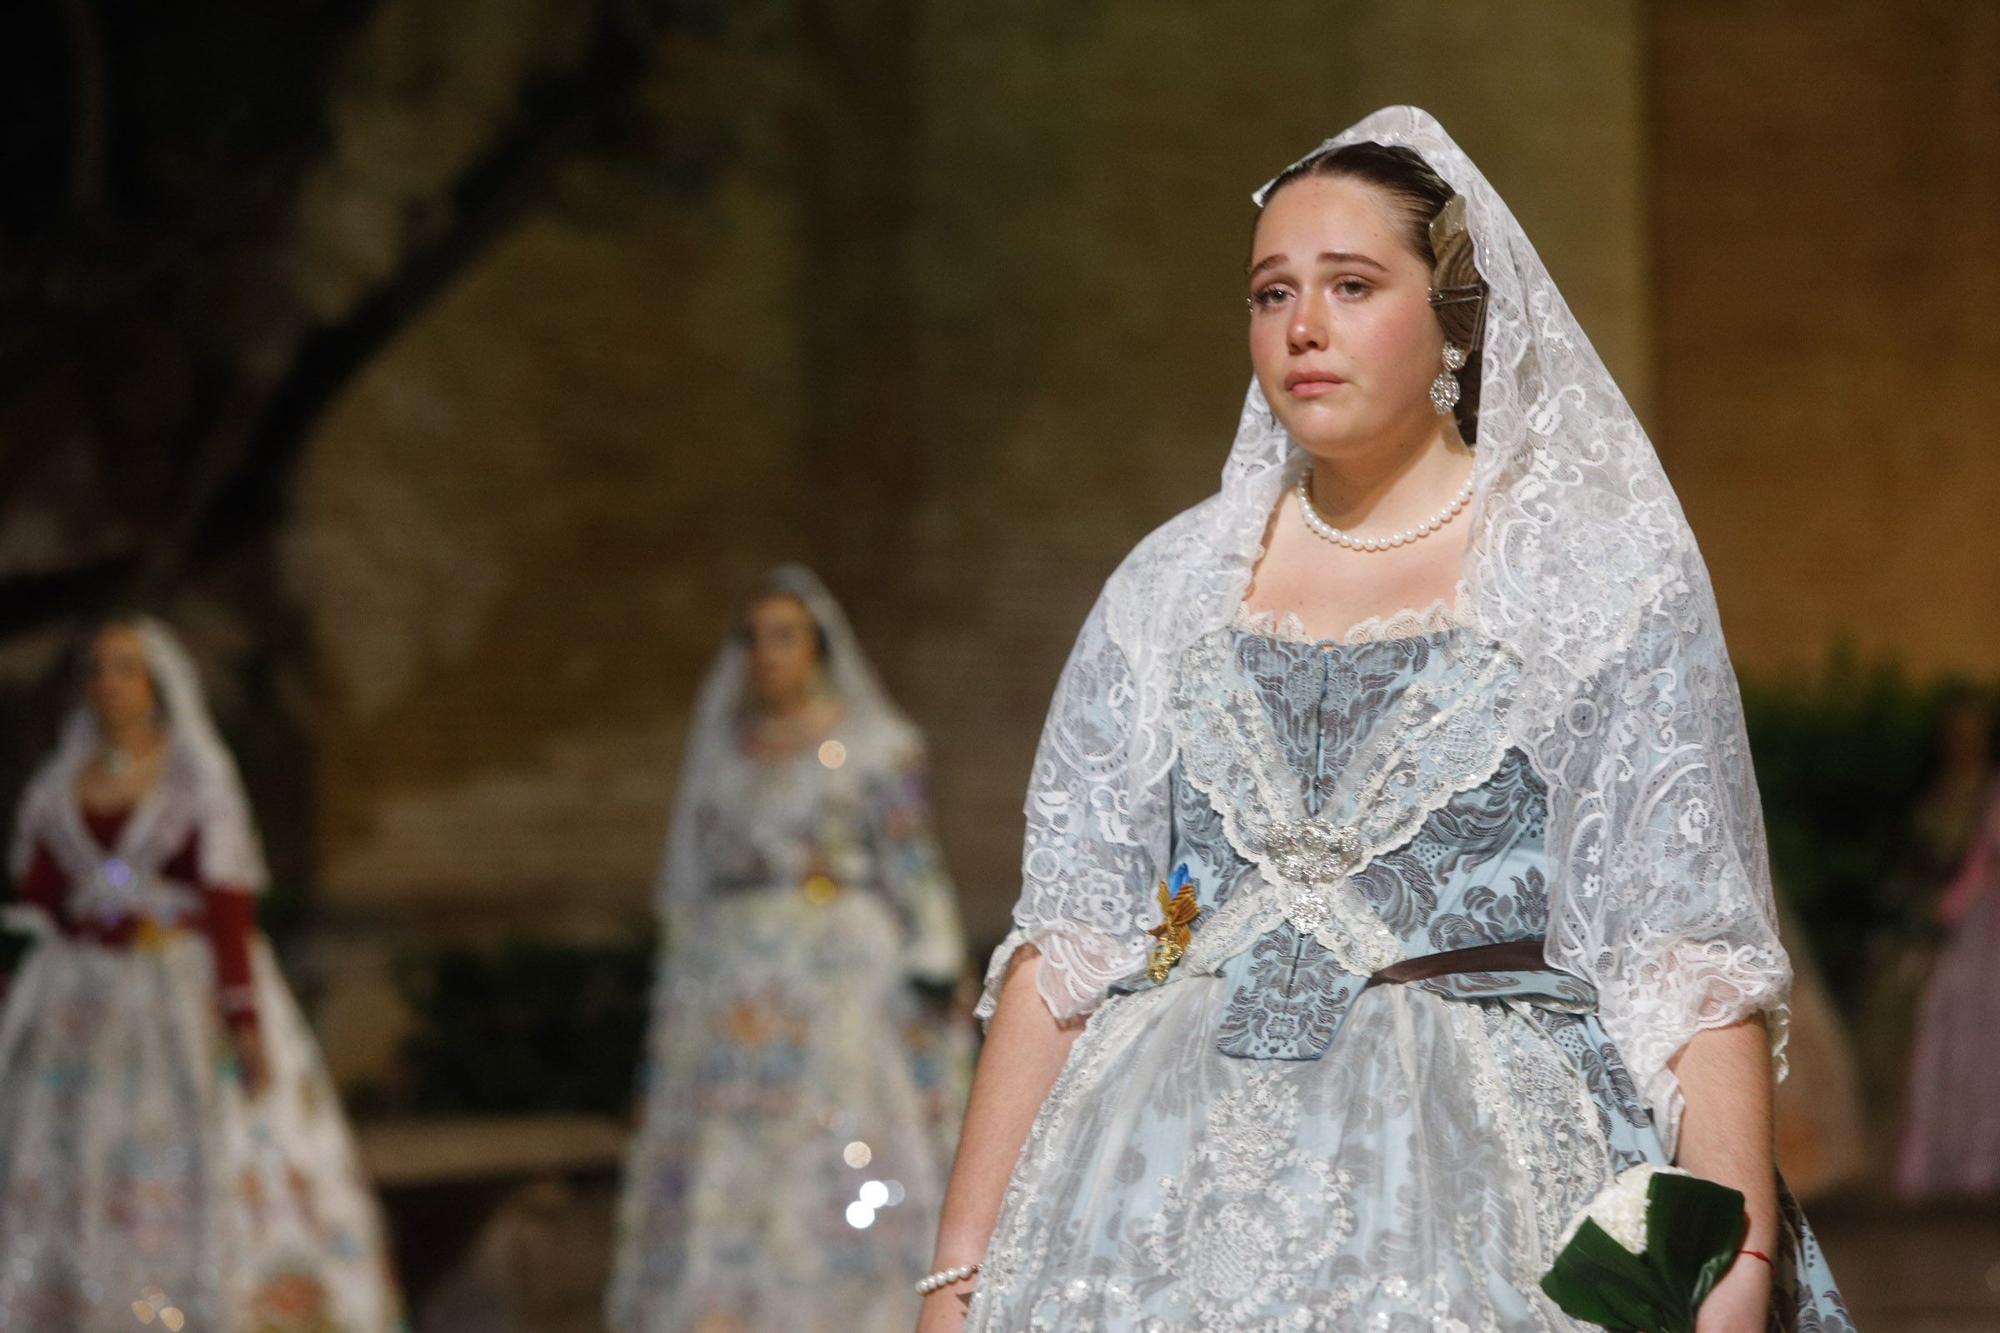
left=1287, top=292, right=1328, bottom=354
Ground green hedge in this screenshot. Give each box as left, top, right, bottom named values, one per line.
left=1741, top=646, right=1991, bottom=1010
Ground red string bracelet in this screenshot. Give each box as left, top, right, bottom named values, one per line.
left=1738, top=1248, right=1775, bottom=1271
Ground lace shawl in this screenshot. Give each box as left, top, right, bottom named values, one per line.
left=8, top=617, right=269, bottom=921
left=657, top=564, right=925, bottom=919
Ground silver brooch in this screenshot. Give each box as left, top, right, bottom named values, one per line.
left=1264, top=820, right=1363, bottom=885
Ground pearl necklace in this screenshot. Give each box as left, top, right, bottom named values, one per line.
left=1295, top=470, right=1474, bottom=553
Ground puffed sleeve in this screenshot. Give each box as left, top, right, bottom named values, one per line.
left=165, top=827, right=259, bottom=1029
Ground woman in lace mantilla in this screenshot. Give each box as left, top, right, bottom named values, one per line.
left=609, top=566, right=974, bottom=1333
left=0, top=617, right=405, bottom=1332
left=918, top=108, right=1852, bottom=1333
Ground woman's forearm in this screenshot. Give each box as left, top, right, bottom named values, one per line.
left=929, top=946, right=1081, bottom=1269
left=1670, top=1013, right=1778, bottom=1249
left=1672, top=1014, right=1780, bottom=1331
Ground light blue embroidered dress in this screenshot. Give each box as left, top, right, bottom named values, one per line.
left=966, top=611, right=1852, bottom=1332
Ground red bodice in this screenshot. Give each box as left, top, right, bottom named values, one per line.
left=14, top=805, right=258, bottom=1027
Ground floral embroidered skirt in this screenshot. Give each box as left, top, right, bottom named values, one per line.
left=0, top=934, right=405, bottom=1332
left=967, top=973, right=1852, bottom=1332
left=608, top=884, right=971, bottom=1333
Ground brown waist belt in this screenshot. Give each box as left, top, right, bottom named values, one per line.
left=1363, top=937, right=1551, bottom=989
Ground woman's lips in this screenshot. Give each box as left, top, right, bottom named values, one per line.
left=1286, top=372, right=1346, bottom=399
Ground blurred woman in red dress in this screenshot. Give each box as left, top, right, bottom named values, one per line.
left=0, top=616, right=405, bottom=1331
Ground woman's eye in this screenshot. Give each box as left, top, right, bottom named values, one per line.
left=1250, top=285, right=1292, bottom=309
left=1334, top=279, right=1372, bottom=299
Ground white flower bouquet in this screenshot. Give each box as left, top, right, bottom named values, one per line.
left=1539, top=1164, right=1748, bottom=1333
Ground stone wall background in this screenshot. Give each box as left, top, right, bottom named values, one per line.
left=284, top=0, right=2000, bottom=1084
left=1652, top=1, right=2000, bottom=675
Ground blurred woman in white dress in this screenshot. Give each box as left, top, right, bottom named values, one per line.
left=610, top=566, right=973, bottom=1332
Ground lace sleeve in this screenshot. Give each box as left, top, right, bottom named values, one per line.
left=1536, top=594, right=1792, bottom=1154
left=978, top=591, right=1172, bottom=1024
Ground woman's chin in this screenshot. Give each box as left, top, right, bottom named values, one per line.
left=1266, top=398, right=1360, bottom=448
left=1280, top=423, right=1373, bottom=462
left=1279, top=410, right=1443, bottom=465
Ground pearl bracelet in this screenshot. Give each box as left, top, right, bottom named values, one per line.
left=914, top=1261, right=982, bottom=1296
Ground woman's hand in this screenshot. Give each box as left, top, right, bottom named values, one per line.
left=1694, top=1253, right=1771, bottom=1333
left=913, top=1283, right=973, bottom=1332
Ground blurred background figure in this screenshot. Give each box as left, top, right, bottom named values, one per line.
left=1896, top=698, right=2000, bottom=1199
left=0, top=617, right=404, bottom=1331
left=608, top=567, right=972, bottom=1333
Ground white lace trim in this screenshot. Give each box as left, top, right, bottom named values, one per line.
left=1230, top=593, right=1465, bottom=648
left=976, top=923, right=1124, bottom=1025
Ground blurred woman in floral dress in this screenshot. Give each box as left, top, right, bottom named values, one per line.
left=610, top=566, right=973, bottom=1332
left=0, top=616, right=404, bottom=1331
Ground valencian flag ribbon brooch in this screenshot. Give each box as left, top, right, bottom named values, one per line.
left=1146, top=863, right=1201, bottom=984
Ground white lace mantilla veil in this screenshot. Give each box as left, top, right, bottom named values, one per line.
left=655, top=563, right=923, bottom=919
left=983, top=105, right=1790, bottom=1152
left=7, top=616, right=269, bottom=893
